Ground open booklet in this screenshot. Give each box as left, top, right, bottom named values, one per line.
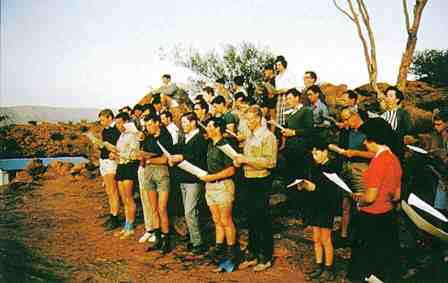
left=267, top=120, right=286, bottom=131
left=323, top=172, right=353, bottom=195
left=177, top=160, right=208, bottom=178
left=287, top=179, right=304, bottom=188
left=156, top=141, right=208, bottom=178
left=217, top=144, right=239, bottom=160
left=408, top=193, right=448, bottom=222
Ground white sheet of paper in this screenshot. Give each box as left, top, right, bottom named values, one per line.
left=408, top=193, right=448, bottom=222
left=218, top=144, right=239, bottom=160
left=287, top=179, right=304, bottom=188
left=406, top=145, right=428, bottom=154
left=323, top=172, right=353, bottom=195
left=365, top=274, right=384, bottom=283
left=177, top=160, right=208, bottom=178
left=267, top=120, right=286, bottom=131
left=156, top=141, right=172, bottom=158
left=367, top=111, right=380, bottom=118
left=198, top=122, right=207, bottom=131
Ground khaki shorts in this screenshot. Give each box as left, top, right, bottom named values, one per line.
left=140, top=164, right=170, bottom=193
left=99, top=159, right=117, bottom=176
left=205, top=179, right=235, bottom=207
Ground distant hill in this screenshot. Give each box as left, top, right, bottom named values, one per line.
left=0, top=106, right=102, bottom=125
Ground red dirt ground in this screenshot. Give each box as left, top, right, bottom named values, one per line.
left=16, top=176, right=315, bottom=283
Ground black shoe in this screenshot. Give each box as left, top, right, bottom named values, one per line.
left=146, top=229, right=162, bottom=252
left=309, top=266, right=323, bottom=279
left=191, top=244, right=207, bottom=255
left=227, top=245, right=239, bottom=263
left=319, top=270, right=335, bottom=282
left=207, top=243, right=226, bottom=261
left=103, top=215, right=120, bottom=231
left=159, top=233, right=171, bottom=255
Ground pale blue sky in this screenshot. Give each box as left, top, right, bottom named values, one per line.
left=1, top=0, right=447, bottom=108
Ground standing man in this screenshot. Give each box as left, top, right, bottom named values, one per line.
left=431, top=108, right=448, bottom=214
left=235, top=105, right=277, bottom=272
left=169, top=112, right=208, bottom=255
left=199, top=118, right=238, bottom=262
left=98, top=109, right=121, bottom=231
left=275, top=55, right=296, bottom=126
left=281, top=89, right=314, bottom=183
left=140, top=114, right=173, bottom=254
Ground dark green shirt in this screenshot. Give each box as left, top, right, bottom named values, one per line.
left=223, top=111, right=239, bottom=128
left=206, top=138, right=234, bottom=174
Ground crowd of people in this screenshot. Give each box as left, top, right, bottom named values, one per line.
left=93, top=56, right=448, bottom=282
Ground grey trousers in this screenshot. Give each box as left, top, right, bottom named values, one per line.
left=180, top=183, right=203, bottom=247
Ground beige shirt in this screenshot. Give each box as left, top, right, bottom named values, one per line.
left=243, top=126, right=277, bottom=178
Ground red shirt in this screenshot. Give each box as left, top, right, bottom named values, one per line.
left=361, top=148, right=402, bottom=214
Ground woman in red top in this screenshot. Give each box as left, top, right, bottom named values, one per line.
left=347, top=118, right=402, bottom=283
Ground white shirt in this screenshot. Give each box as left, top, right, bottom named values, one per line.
left=275, top=69, right=296, bottom=90
left=167, top=122, right=180, bottom=145
left=185, top=128, right=200, bottom=144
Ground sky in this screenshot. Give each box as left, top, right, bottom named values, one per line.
left=1, top=0, right=447, bottom=109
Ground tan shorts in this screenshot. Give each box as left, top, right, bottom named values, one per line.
left=205, top=179, right=235, bottom=207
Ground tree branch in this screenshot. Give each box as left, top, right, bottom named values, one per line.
left=403, top=0, right=411, bottom=32
left=333, top=0, right=355, bottom=22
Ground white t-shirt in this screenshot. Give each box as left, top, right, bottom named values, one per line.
left=275, top=69, right=297, bottom=90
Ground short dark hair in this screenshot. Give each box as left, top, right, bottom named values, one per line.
left=181, top=112, right=198, bottom=125
left=306, top=85, right=322, bottom=96
left=234, top=92, right=247, bottom=102
left=211, top=95, right=226, bottom=105
left=142, top=103, right=156, bottom=114
left=264, top=63, right=274, bottom=71
left=203, top=86, right=214, bottom=96
left=275, top=55, right=288, bottom=68
left=346, top=90, right=358, bottom=102
left=304, top=71, right=317, bottom=81
left=143, top=113, right=161, bottom=123
left=119, top=106, right=131, bottom=113
left=115, top=111, right=131, bottom=122
left=194, top=100, right=209, bottom=113
left=206, top=117, right=226, bottom=134
left=160, top=110, right=173, bottom=121
left=133, top=104, right=144, bottom=112
left=359, top=118, right=395, bottom=146
left=385, top=86, right=404, bottom=104
left=233, top=75, right=244, bottom=86
left=98, top=109, right=114, bottom=119
left=286, top=88, right=301, bottom=97
left=309, top=136, right=329, bottom=151
left=215, top=78, right=226, bottom=84
left=162, top=74, right=171, bottom=80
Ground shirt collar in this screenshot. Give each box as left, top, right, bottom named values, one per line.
left=185, top=128, right=199, bottom=143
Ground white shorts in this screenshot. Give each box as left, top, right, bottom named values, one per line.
left=99, top=159, right=117, bottom=176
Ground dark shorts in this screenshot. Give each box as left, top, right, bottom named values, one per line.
left=307, top=209, right=335, bottom=229
left=116, top=162, right=139, bottom=181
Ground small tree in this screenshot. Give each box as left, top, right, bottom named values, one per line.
left=410, top=49, right=448, bottom=87
left=169, top=42, right=275, bottom=92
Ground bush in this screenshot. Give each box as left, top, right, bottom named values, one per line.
left=50, top=132, right=64, bottom=141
